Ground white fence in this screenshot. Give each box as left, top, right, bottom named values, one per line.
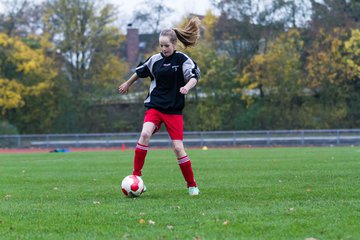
left=1, top=129, right=360, bottom=149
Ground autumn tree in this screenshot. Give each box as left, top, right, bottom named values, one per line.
left=305, top=28, right=360, bottom=128
left=0, top=33, right=58, bottom=131
left=43, top=0, right=128, bottom=132
left=213, top=0, right=307, bottom=68
left=239, top=29, right=306, bottom=129
left=240, top=26, right=360, bottom=129
left=304, top=28, right=350, bottom=127
left=43, top=0, right=127, bottom=95
left=175, top=12, right=242, bottom=130
left=344, top=29, right=360, bottom=126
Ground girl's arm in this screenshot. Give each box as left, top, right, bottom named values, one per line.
left=118, top=73, right=139, bottom=94
left=180, top=78, right=197, bottom=95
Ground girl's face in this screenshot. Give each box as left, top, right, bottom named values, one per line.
left=159, top=36, right=176, bottom=57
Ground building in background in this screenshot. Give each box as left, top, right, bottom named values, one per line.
left=126, top=24, right=139, bottom=68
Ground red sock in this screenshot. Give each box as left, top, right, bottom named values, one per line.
left=178, top=155, right=197, bottom=188
left=132, top=143, right=148, bottom=176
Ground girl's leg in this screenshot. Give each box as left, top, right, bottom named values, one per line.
left=172, top=140, right=197, bottom=188
left=133, top=122, right=156, bottom=176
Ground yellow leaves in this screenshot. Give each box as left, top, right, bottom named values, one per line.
left=331, top=39, right=341, bottom=54
left=343, top=29, right=360, bottom=80
left=89, top=55, right=128, bottom=92
left=12, top=41, right=46, bottom=74
left=346, top=59, right=360, bottom=76
left=271, top=29, right=303, bottom=56
left=248, top=82, right=260, bottom=90
left=202, top=10, right=218, bottom=42
left=238, top=54, right=266, bottom=88
left=19, top=59, right=38, bottom=73
left=240, top=29, right=304, bottom=92
left=344, top=29, right=360, bottom=53
left=26, top=82, right=51, bottom=96
left=0, top=78, right=25, bottom=113
left=238, top=73, right=250, bottom=85
left=0, top=33, right=57, bottom=114
left=253, top=54, right=266, bottom=65
left=306, top=28, right=350, bottom=87
left=0, top=33, right=11, bottom=47
left=203, top=10, right=217, bottom=28
left=39, top=34, right=53, bottom=50
left=306, top=27, right=360, bottom=87
left=1, top=33, right=54, bottom=75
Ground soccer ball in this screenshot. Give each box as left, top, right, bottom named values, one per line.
left=121, top=175, right=145, bottom=197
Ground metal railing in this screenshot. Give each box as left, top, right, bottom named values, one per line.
left=1, top=129, right=360, bottom=149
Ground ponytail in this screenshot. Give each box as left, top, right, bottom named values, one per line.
left=160, top=17, right=201, bottom=48
left=173, top=17, right=201, bottom=48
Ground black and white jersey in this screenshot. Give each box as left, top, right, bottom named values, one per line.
left=135, top=51, right=200, bottom=114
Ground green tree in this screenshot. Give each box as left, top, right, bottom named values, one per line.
left=43, top=0, right=128, bottom=132
left=179, top=12, right=242, bottom=130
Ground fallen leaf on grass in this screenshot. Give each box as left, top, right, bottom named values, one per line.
left=223, top=221, right=229, bottom=225
left=139, top=219, right=145, bottom=224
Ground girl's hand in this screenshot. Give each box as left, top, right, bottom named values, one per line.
left=118, top=82, right=129, bottom=94
left=180, top=78, right=197, bottom=95
left=180, top=86, right=189, bottom=95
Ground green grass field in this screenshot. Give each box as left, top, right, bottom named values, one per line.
left=0, top=147, right=359, bottom=240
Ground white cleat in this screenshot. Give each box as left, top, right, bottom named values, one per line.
left=188, top=187, right=200, bottom=196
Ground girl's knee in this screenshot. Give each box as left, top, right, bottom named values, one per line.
left=140, top=130, right=152, bottom=141
left=173, top=143, right=186, bottom=157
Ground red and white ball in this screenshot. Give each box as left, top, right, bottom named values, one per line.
left=121, top=175, right=144, bottom=197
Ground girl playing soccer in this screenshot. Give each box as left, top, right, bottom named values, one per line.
left=117, top=17, right=201, bottom=196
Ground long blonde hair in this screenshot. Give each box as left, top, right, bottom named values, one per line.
left=160, top=17, right=201, bottom=48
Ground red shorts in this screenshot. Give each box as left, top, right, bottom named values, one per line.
left=144, top=109, right=183, bottom=140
